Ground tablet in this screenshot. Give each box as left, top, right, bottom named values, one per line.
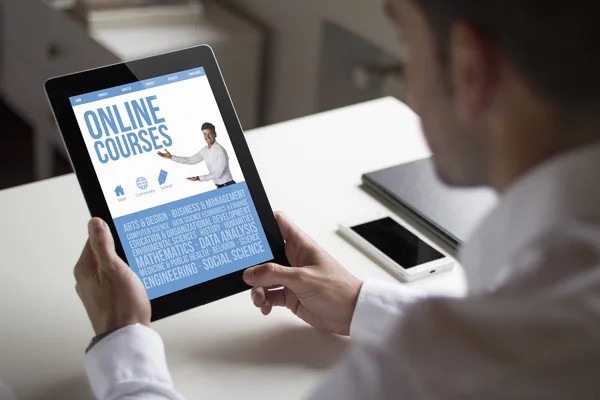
left=45, top=45, right=289, bottom=321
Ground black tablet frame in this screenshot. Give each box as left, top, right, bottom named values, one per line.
left=45, top=45, right=289, bottom=321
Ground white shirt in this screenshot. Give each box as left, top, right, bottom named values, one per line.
left=171, top=142, right=234, bottom=185
left=60, top=142, right=600, bottom=399
left=0, top=381, right=17, bottom=400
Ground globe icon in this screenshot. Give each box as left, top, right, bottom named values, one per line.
left=136, top=177, right=148, bottom=190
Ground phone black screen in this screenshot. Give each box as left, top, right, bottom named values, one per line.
left=351, top=217, right=444, bottom=268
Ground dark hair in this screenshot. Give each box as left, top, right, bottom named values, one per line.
left=201, top=122, right=216, bottom=136
left=414, top=1, right=600, bottom=113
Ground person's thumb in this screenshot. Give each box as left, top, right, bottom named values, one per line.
left=88, top=218, right=118, bottom=266
left=275, top=212, right=308, bottom=243
left=243, top=263, right=304, bottom=292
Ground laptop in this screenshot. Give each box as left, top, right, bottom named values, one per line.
left=362, top=157, right=496, bottom=255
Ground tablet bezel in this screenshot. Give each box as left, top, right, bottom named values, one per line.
left=45, top=45, right=289, bottom=321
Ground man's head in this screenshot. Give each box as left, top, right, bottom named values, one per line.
left=386, top=0, right=600, bottom=189
left=202, top=122, right=217, bottom=146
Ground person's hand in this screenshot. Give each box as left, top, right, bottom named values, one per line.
left=243, top=212, right=363, bottom=336
left=74, top=218, right=151, bottom=335
left=187, top=176, right=201, bottom=181
left=157, top=149, right=172, bottom=159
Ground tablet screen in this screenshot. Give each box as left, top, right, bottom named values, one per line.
left=69, top=67, right=273, bottom=300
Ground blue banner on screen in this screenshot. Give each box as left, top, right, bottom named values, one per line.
left=114, top=182, right=272, bottom=299
left=70, top=66, right=274, bottom=299
left=69, top=67, right=206, bottom=106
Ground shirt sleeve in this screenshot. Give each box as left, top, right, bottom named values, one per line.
left=84, top=324, right=186, bottom=400
left=200, top=147, right=229, bottom=182
left=350, top=278, right=426, bottom=343
left=307, top=284, right=600, bottom=399
left=171, top=151, right=203, bottom=165
left=0, top=379, right=18, bottom=400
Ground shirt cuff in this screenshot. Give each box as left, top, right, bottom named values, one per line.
left=350, top=278, right=426, bottom=343
left=86, top=327, right=121, bottom=353
left=84, top=324, right=173, bottom=400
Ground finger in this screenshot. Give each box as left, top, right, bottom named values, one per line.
left=88, top=218, right=117, bottom=266
left=264, top=287, right=289, bottom=308
left=250, top=285, right=285, bottom=307
left=261, top=302, right=273, bottom=316
left=274, top=212, right=306, bottom=243
left=74, top=239, right=95, bottom=281
left=243, top=263, right=304, bottom=292
left=251, top=286, right=266, bottom=307
left=258, top=288, right=298, bottom=315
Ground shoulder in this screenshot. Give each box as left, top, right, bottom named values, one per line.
left=522, top=220, right=600, bottom=271
left=215, top=142, right=227, bottom=152
left=499, top=219, right=600, bottom=295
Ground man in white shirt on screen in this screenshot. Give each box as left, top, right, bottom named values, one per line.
left=157, top=122, right=236, bottom=189
left=65, top=0, right=600, bottom=399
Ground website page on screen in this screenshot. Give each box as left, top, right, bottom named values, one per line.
left=70, top=67, right=273, bottom=300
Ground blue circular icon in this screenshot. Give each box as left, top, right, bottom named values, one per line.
left=136, top=177, right=148, bottom=190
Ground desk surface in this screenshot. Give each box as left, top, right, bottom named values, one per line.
left=0, top=97, right=466, bottom=400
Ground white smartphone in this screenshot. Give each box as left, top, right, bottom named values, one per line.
left=338, top=212, right=454, bottom=282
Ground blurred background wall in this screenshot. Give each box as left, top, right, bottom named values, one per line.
left=0, top=0, right=407, bottom=189
left=227, top=0, right=405, bottom=123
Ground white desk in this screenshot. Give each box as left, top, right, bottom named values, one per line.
left=0, top=97, right=466, bottom=400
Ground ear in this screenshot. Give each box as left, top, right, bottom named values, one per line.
left=449, top=22, right=498, bottom=121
